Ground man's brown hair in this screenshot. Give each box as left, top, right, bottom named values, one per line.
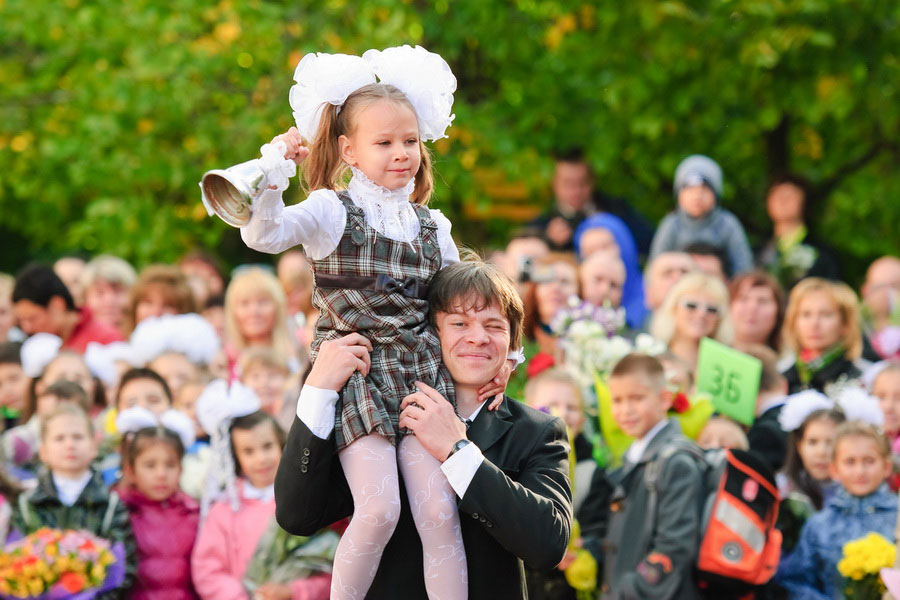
left=610, top=353, right=667, bottom=390
left=429, top=256, right=524, bottom=351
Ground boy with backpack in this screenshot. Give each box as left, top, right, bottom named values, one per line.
left=581, top=353, right=705, bottom=599
left=581, top=353, right=784, bottom=599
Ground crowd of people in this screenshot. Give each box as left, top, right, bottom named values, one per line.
left=0, top=147, right=897, bottom=599
left=2, top=40, right=900, bottom=598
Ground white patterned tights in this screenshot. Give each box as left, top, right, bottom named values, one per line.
left=330, top=434, right=468, bottom=600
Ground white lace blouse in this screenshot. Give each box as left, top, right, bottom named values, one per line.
left=240, top=167, right=459, bottom=266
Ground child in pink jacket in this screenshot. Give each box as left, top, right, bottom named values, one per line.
left=191, top=408, right=333, bottom=600
left=116, top=406, right=201, bottom=600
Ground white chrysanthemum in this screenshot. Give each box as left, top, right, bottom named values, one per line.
left=778, top=390, right=833, bottom=432
left=634, top=333, right=667, bottom=356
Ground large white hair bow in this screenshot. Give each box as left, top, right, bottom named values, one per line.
left=84, top=342, right=136, bottom=387
left=289, top=45, right=456, bottom=144
left=778, top=386, right=884, bottom=432
left=21, top=333, right=63, bottom=378
left=129, top=313, right=220, bottom=367
left=115, top=406, right=197, bottom=451
left=195, top=379, right=261, bottom=515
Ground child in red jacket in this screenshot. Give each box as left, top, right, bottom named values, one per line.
left=116, top=406, right=201, bottom=600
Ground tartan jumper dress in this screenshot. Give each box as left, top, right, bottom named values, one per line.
left=308, top=191, right=455, bottom=451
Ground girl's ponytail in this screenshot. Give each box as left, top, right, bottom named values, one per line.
left=301, top=103, right=347, bottom=195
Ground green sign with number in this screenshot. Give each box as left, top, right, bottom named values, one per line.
left=695, top=338, right=762, bottom=426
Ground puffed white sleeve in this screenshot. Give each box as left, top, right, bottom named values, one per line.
left=429, top=209, right=460, bottom=268
left=240, top=188, right=346, bottom=259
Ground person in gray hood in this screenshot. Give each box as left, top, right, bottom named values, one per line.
left=649, top=155, right=754, bottom=277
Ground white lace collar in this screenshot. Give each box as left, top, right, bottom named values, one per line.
left=348, top=166, right=416, bottom=203
left=346, top=166, right=420, bottom=244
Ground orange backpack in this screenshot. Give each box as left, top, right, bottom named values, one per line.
left=645, top=443, right=782, bottom=597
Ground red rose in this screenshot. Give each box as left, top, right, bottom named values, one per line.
left=59, top=572, right=86, bottom=594
left=670, top=392, right=690, bottom=414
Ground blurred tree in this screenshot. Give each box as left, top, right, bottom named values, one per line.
left=1, top=0, right=897, bottom=278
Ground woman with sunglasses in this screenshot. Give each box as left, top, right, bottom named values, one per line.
left=649, top=271, right=734, bottom=371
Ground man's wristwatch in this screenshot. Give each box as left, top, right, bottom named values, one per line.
left=445, top=439, right=471, bottom=461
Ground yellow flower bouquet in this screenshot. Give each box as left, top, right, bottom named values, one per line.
left=0, top=528, right=125, bottom=599
left=837, top=532, right=897, bottom=599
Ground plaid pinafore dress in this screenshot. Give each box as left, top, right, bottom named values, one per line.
left=309, top=192, right=455, bottom=450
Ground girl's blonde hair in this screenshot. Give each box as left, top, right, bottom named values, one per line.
left=225, top=268, right=295, bottom=361
left=782, top=277, right=862, bottom=360
left=833, top=421, right=891, bottom=461
left=649, top=271, right=734, bottom=345
left=301, top=83, right=435, bottom=206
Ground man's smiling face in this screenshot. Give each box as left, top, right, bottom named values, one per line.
left=435, top=299, right=511, bottom=388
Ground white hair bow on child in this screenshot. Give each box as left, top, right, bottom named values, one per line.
left=21, top=333, right=63, bottom=378
left=84, top=341, right=137, bottom=387
left=289, top=45, right=457, bottom=143
left=195, top=379, right=261, bottom=515
left=115, top=406, right=197, bottom=451
left=129, top=313, right=220, bottom=367
left=778, top=387, right=884, bottom=432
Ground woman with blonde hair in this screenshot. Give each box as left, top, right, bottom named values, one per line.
left=224, top=268, right=299, bottom=377
left=649, top=271, right=733, bottom=371
left=782, top=277, right=863, bottom=393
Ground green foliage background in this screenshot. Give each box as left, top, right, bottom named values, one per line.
left=1, top=0, right=898, bottom=279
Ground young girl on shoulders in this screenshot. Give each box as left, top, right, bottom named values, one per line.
left=236, top=46, right=514, bottom=599
left=115, top=406, right=200, bottom=600
left=191, top=383, right=336, bottom=600
left=776, top=421, right=897, bottom=598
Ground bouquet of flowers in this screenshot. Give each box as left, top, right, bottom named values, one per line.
left=552, top=298, right=664, bottom=391
left=550, top=298, right=714, bottom=466
left=836, top=532, right=896, bottom=599
left=0, top=528, right=125, bottom=600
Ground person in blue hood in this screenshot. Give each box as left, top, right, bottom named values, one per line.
left=574, top=213, right=647, bottom=329
left=776, top=421, right=898, bottom=599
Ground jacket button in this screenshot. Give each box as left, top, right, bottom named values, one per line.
left=302, top=448, right=311, bottom=456
left=300, top=465, right=308, bottom=473
left=486, top=521, right=493, bottom=528
left=301, top=456, right=309, bottom=465
left=479, top=516, right=486, bottom=523
left=472, top=513, right=479, bottom=519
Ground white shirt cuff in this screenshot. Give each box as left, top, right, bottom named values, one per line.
left=296, top=385, right=338, bottom=439
left=251, top=187, right=286, bottom=220
left=440, top=442, right=484, bottom=498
